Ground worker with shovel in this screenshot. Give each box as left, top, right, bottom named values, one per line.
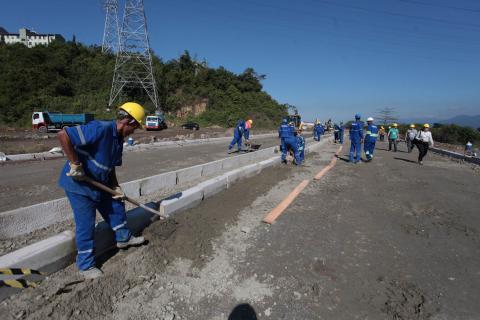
left=58, top=102, right=147, bottom=279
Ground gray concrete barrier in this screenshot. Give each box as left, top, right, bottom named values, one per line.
left=431, top=147, right=480, bottom=165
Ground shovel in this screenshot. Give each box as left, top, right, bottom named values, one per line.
left=83, top=176, right=166, bottom=219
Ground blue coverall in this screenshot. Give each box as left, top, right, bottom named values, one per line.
left=228, top=120, right=245, bottom=151
left=349, top=120, right=364, bottom=163
left=297, top=135, right=306, bottom=162
left=314, top=124, right=324, bottom=141
left=279, top=123, right=301, bottom=165
left=58, top=121, right=131, bottom=271
left=339, top=124, right=344, bottom=144
left=364, top=124, right=379, bottom=160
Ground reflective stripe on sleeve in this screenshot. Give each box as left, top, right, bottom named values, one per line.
left=370, top=134, right=378, bottom=137
left=76, top=149, right=112, bottom=171
left=112, top=222, right=126, bottom=231
left=76, top=126, right=87, bottom=145
left=78, top=249, right=93, bottom=254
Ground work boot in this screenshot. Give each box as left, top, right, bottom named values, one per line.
left=117, top=235, right=146, bottom=249
left=79, top=267, right=103, bottom=280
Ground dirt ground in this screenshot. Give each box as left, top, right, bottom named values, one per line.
left=1, top=140, right=479, bottom=319
left=0, top=126, right=274, bottom=155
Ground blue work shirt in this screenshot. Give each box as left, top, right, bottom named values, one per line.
left=365, top=124, right=379, bottom=142
left=234, top=120, right=245, bottom=138
left=350, top=121, right=364, bottom=142
left=279, top=124, right=295, bottom=138
left=58, top=121, right=124, bottom=200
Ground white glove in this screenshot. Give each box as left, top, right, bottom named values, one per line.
left=112, top=186, right=126, bottom=201
left=66, top=162, right=85, bottom=180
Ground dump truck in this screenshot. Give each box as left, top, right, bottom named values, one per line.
left=32, top=111, right=94, bottom=133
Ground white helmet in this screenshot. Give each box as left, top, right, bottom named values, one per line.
left=367, top=117, right=374, bottom=122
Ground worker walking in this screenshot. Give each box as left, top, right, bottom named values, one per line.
left=349, top=114, right=364, bottom=163
left=338, top=122, right=345, bottom=144
left=228, top=119, right=246, bottom=152
left=58, top=102, right=147, bottom=279
left=279, top=120, right=301, bottom=165
left=364, top=117, right=378, bottom=161
left=379, top=126, right=385, bottom=141
left=405, top=124, right=417, bottom=153
left=414, top=123, right=434, bottom=165
left=314, top=121, right=324, bottom=141
left=388, top=123, right=399, bottom=152
left=333, top=123, right=340, bottom=143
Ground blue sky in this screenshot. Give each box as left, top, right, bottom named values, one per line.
left=1, top=0, right=479, bottom=122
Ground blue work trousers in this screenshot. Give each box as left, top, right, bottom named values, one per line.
left=229, top=134, right=243, bottom=151
left=314, top=131, right=321, bottom=141
left=349, top=140, right=362, bottom=163
left=364, top=140, right=376, bottom=160
left=282, top=137, right=301, bottom=165
left=65, top=191, right=131, bottom=271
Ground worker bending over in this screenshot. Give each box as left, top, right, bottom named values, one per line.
left=228, top=119, right=246, bottom=152
left=349, top=114, right=363, bottom=163
left=278, top=120, right=301, bottom=165
left=244, top=119, right=253, bottom=148
left=364, top=117, right=378, bottom=161
left=58, top=102, right=147, bottom=279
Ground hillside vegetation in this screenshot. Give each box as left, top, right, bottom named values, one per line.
left=0, top=41, right=287, bottom=128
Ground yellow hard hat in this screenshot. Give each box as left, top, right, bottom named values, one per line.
left=410, top=124, right=415, bottom=128
left=423, top=123, right=430, bottom=128
left=119, top=102, right=146, bottom=125
left=247, top=119, right=253, bottom=124
left=393, top=123, right=398, bottom=127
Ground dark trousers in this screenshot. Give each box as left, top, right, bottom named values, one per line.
left=388, top=139, right=397, bottom=152
left=416, top=141, right=429, bottom=161
left=406, top=139, right=414, bottom=153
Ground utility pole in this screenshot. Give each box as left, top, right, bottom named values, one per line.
left=102, top=0, right=120, bottom=54
left=108, top=0, right=160, bottom=112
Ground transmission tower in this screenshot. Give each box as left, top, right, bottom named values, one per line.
left=108, top=0, right=160, bottom=111
left=101, top=0, right=120, bottom=54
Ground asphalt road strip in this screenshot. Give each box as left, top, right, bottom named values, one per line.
left=262, top=145, right=342, bottom=224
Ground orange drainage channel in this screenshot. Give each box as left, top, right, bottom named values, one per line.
left=262, top=145, right=343, bottom=224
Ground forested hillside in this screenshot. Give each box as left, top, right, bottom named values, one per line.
left=0, top=40, right=287, bottom=127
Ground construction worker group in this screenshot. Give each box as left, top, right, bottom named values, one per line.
left=347, top=114, right=434, bottom=165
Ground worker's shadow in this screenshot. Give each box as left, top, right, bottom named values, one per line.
left=394, top=157, right=417, bottom=164
left=228, top=303, right=258, bottom=320
left=376, top=147, right=407, bottom=153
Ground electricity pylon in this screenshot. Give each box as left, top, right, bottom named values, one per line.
left=108, top=0, right=160, bottom=111
left=101, top=0, right=120, bottom=54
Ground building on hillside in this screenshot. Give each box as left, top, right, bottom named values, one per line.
left=0, top=27, right=64, bottom=48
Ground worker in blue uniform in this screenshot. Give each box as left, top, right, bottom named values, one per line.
left=57, top=102, right=147, bottom=279
left=338, top=122, right=345, bottom=144
left=228, top=119, right=246, bottom=152
left=364, top=117, right=379, bottom=161
left=278, top=120, right=301, bottom=165
left=297, top=129, right=306, bottom=163
left=313, top=120, right=322, bottom=141
left=349, top=114, right=364, bottom=163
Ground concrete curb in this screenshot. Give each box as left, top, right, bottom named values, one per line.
left=0, top=138, right=329, bottom=300
left=430, top=147, right=480, bottom=165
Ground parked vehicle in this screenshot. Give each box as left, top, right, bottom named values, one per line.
left=32, top=111, right=94, bottom=133
left=181, top=122, right=200, bottom=130
left=145, top=114, right=167, bottom=130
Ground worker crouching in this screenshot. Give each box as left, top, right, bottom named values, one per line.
left=58, top=102, right=147, bottom=279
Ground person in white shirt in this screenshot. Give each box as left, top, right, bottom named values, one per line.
left=405, top=124, right=417, bottom=153
left=414, top=123, right=434, bottom=165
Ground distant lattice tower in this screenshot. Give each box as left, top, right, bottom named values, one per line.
left=102, top=0, right=120, bottom=54
left=109, top=0, right=160, bottom=111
